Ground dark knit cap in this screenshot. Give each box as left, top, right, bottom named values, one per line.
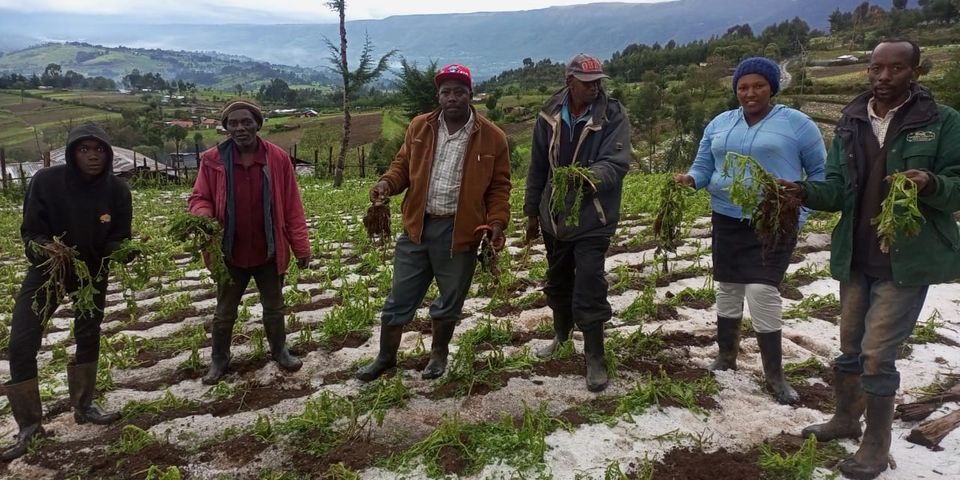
left=221, top=99, right=264, bottom=129
left=732, top=57, right=781, bottom=96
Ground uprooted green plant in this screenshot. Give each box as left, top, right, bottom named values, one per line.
left=757, top=435, right=847, bottom=480
left=615, top=369, right=721, bottom=418
left=551, top=165, right=599, bottom=228
left=722, top=152, right=801, bottom=252
left=109, top=424, right=158, bottom=455
left=871, top=171, right=924, bottom=254
left=389, top=403, right=568, bottom=477
left=168, top=213, right=230, bottom=285
left=30, top=236, right=100, bottom=325
left=653, top=176, right=692, bottom=271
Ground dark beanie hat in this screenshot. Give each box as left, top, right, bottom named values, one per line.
left=221, top=99, right=264, bottom=129
left=732, top=57, right=781, bottom=96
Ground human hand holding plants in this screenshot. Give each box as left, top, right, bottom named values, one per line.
left=887, top=169, right=932, bottom=193
left=490, top=223, right=505, bottom=251
left=296, top=255, right=311, bottom=269
left=524, top=216, right=540, bottom=245
left=776, top=179, right=804, bottom=201
left=370, top=181, right=390, bottom=204
left=673, top=174, right=695, bottom=187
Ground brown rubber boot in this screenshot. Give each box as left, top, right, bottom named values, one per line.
left=422, top=319, right=457, bottom=380
left=838, top=394, right=895, bottom=480
left=708, top=316, right=741, bottom=371
left=357, top=324, right=403, bottom=382
left=802, top=372, right=865, bottom=441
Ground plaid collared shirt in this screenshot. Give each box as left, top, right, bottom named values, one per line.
left=426, top=110, right=474, bottom=216
left=867, top=94, right=910, bottom=148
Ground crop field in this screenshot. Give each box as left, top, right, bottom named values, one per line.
left=0, top=172, right=956, bottom=480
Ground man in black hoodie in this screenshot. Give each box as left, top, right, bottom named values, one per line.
left=2, top=123, right=132, bottom=461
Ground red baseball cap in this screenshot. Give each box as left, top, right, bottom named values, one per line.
left=434, top=64, right=473, bottom=90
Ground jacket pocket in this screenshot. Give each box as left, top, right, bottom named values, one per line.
left=930, top=212, right=960, bottom=252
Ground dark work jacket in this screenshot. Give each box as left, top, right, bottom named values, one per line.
left=20, top=124, right=133, bottom=272
left=525, top=87, right=632, bottom=241
left=800, top=84, right=960, bottom=287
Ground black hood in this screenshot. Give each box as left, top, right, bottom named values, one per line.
left=65, top=123, right=114, bottom=176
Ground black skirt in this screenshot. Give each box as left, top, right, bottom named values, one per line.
left=711, top=211, right=796, bottom=286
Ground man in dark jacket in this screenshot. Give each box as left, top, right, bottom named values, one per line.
left=780, top=39, right=960, bottom=480
left=524, top=53, right=632, bottom=392
left=2, top=124, right=132, bottom=461
left=358, top=64, right=512, bottom=382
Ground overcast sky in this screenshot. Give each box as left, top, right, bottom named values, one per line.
left=0, top=0, right=673, bottom=23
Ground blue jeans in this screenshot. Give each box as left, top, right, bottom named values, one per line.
left=380, top=217, right=477, bottom=326
left=835, top=270, right=928, bottom=396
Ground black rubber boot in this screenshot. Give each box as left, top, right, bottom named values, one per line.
left=802, top=372, right=865, bottom=441
left=1, top=377, right=43, bottom=462
left=422, top=319, right=457, bottom=380
left=357, top=324, right=403, bottom=382
left=264, top=317, right=302, bottom=372
left=202, top=323, right=233, bottom=385
left=68, top=362, right=120, bottom=425
left=838, top=394, right=895, bottom=480
left=708, top=316, right=741, bottom=371
left=536, top=308, right=574, bottom=358
left=756, top=330, right=799, bottom=405
left=582, top=326, right=609, bottom=392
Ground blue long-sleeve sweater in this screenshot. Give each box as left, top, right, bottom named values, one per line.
left=687, top=104, right=827, bottom=223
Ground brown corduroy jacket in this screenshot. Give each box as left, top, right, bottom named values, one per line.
left=379, top=107, right=512, bottom=253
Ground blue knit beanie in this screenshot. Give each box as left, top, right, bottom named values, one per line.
left=732, top=57, right=780, bottom=96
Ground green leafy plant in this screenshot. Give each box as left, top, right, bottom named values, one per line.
left=551, top=165, right=599, bottom=227
left=168, top=213, right=230, bottom=285
left=757, top=435, right=846, bottom=480
left=30, top=236, right=100, bottom=325
left=653, top=176, right=692, bottom=271
left=871, top=172, right=924, bottom=254
left=145, top=466, right=183, bottom=480
left=722, top=152, right=801, bottom=251
left=109, top=424, right=157, bottom=455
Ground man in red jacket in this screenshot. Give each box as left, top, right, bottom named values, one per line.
left=188, top=99, right=311, bottom=385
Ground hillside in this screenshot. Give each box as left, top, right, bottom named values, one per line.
left=0, top=0, right=895, bottom=79
left=0, top=43, right=334, bottom=90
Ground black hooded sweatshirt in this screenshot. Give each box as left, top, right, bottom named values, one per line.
left=20, top=123, right=132, bottom=270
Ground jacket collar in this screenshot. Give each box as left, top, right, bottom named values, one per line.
left=426, top=106, right=484, bottom=136
left=841, top=83, right=937, bottom=127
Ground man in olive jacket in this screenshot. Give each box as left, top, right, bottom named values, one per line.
left=358, top=64, right=512, bottom=382
left=780, top=39, right=960, bottom=480
left=524, top=54, right=632, bottom=392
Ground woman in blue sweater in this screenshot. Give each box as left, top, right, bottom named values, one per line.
left=675, top=57, right=826, bottom=405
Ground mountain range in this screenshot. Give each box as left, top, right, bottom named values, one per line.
left=0, top=0, right=893, bottom=80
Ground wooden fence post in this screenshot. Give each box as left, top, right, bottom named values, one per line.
left=328, top=145, right=334, bottom=175
left=18, top=162, right=26, bottom=194
left=0, top=147, right=6, bottom=192
left=314, top=149, right=319, bottom=177
left=359, top=146, right=365, bottom=178
left=42, top=151, right=50, bottom=168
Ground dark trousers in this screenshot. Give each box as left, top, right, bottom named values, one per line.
left=213, top=261, right=285, bottom=330
left=542, top=232, right=612, bottom=331
left=835, top=269, right=928, bottom=396
left=9, top=266, right=108, bottom=382
left=380, top=217, right=477, bottom=326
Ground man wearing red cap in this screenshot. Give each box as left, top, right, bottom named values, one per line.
left=359, top=63, right=512, bottom=382
left=525, top=53, right=632, bottom=392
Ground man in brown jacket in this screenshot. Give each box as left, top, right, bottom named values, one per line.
left=358, top=63, right=512, bottom=381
